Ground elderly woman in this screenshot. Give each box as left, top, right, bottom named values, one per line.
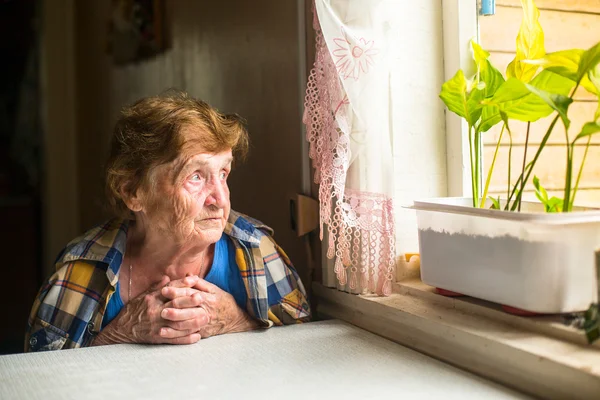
left=25, top=92, right=311, bottom=352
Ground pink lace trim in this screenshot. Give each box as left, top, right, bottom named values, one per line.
left=303, top=11, right=395, bottom=296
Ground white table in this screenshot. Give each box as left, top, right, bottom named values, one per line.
left=0, top=320, right=529, bottom=399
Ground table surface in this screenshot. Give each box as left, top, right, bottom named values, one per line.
left=0, top=320, right=530, bottom=400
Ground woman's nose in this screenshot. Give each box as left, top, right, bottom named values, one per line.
left=204, top=177, right=228, bottom=207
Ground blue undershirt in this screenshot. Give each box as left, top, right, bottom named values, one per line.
left=101, top=234, right=248, bottom=329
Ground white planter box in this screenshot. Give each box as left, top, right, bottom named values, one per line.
left=413, top=198, right=600, bottom=313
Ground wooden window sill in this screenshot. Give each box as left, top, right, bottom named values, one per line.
left=313, top=280, right=600, bottom=400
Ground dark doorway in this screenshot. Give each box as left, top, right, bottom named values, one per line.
left=0, top=0, right=43, bottom=354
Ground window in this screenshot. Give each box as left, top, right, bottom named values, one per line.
left=312, top=2, right=600, bottom=398
left=479, top=1, right=600, bottom=207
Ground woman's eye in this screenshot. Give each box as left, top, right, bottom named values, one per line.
left=191, top=173, right=201, bottom=181
left=220, top=171, right=228, bottom=180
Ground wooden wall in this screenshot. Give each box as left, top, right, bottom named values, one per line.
left=479, top=0, right=600, bottom=206
left=73, top=1, right=312, bottom=286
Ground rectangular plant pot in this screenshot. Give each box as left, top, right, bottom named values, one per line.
left=412, top=198, right=600, bottom=313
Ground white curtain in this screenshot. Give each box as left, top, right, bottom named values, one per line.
left=304, top=0, right=396, bottom=295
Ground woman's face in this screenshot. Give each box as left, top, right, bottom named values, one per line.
left=139, top=130, right=233, bottom=245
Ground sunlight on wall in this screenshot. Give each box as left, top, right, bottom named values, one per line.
left=389, top=1, right=448, bottom=255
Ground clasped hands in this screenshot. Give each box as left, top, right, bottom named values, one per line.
left=94, top=275, right=257, bottom=346
left=160, top=275, right=253, bottom=341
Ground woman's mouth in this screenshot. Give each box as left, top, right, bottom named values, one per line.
left=198, top=216, right=222, bottom=223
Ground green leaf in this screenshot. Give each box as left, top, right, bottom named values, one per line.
left=471, top=40, right=490, bottom=67
left=577, top=42, right=600, bottom=82
left=524, top=82, right=573, bottom=129
left=470, top=40, right=505, bottom=133
left=487, top=78, right=543, bottom=121
left=581, top=76, right=599, bottom=96
left=546, top=197, right=563, bottom=213
left=478, top=105, right=502, bottom=132
left=482, top=60, right=505, bottom=98
left=526, top=49, right=599, bottom=95
left=440, top=70, right=485, bottom=126
left=589, top=63, right=600, bottom=120
left=472, top=40, right=505, bottom=98
left=574, top=122, right=600, bottom=142
left=576, top=42, right=600, bottom=97
left=489, top=196, right=501, bottom=210
left=440, top=70, right=468, bottom=119
left=584, top=304, right=600, bottom=344
left=506, top=0, right=546, bottom=82
left=533, top=176, right=563, bottom=212
left=524, top=49, right=582, bottom=81
left=531, top=68, right=574, bottom=95
left=486, top=71, right=573, bottom=123
left=533, top=175, right=548, bottom=203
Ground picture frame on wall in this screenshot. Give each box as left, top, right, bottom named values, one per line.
left=108, top=0, right=166, bottom=65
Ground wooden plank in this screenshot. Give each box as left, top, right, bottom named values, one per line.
left=496, top=0, right=600, bottom=14
left=543, top=189, right=600, bottom=207
left=532, top=189, right=600, bottom=206
left=482, top=145, right=600, bottom=192
left=544, top=189, right=600, bottom=207
left=488, top=52, right=596, bottom=101
left=480, top=6, right=600, bottom=53
left=482, top=101, right=600, bottom=145
left=489, top=189, right=600, bottom=207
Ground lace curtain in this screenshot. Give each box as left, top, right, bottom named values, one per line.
left=303, top=0, right=396, bottom=295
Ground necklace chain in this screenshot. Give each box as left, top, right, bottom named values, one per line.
left=128, top=251, right=205, bottom=302
left=128, top=263, right=132, bottom=302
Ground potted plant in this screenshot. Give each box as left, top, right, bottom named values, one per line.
left=413, top=0, right=600, bottom=341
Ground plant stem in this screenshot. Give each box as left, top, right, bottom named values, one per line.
left=475, top=128, right=481, bottom=203
left=468, top=124, right=477, bottom=207
left=504, top=126, right=514, bottom=210
left=480, top=124, right=505, bottom=208
left=571, top=135, right=591, bottom=210
left=563, top=144, right=574, bottom=211
left=509, top=115, right=561, bottom=211
left=560, top=82, right=580, bottom=212
left=518, top=122, right=531, bottom=211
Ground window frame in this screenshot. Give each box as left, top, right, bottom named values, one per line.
left=441, top=0, right=480, bottom=197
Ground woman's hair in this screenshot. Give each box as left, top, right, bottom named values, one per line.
left=105, top=90, right=249, bottom=219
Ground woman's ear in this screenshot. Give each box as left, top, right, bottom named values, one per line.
left=120, top=183, right=144, bottom=213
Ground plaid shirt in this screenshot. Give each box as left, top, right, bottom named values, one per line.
left=25, top=210, right=311, bottom=352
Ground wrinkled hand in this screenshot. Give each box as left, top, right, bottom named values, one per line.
left=93, top=276, right=203, bottom=346
left=161, top=279, right=259, bottom=339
